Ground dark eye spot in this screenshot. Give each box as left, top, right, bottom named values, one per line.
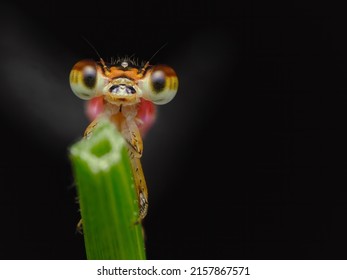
left=151, top=70, right=166, bottom=93
left=83, top=66, right=96, bottom=88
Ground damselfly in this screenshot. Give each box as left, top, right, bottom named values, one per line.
left=69, top=55, right=178, bottom=223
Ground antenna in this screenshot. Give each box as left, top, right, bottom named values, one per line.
left=147, top=42, right=168, bottom=63
left=140, top=43, right=168, bottom=74
left=81, top=35, right=108, bottom=70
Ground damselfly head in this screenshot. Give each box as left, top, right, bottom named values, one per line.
left=69, top=57, right=179, bottom=106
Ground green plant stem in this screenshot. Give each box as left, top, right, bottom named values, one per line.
left=69, top=118, right=146, bottom=260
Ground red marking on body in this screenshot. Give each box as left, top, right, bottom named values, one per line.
left=85, top=97, right=156, bottom=137
left=86, top=96, right=105, bottom=121
left=137, top=98, right=156, bottom=137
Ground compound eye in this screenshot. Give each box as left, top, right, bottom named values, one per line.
left=69, top=60, right=105, bottom=100
left=140, top=65, right=178, bottom=105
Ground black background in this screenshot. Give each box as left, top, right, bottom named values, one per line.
left=0, top=1, right=347, bottom=259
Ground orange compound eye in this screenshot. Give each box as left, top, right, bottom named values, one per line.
left=140, top=65, right=178, bottom=105
left=69, top=60, right=107, bottom=100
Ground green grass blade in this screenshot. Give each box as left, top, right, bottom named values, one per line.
left=69, top=118, right=146, bottom=260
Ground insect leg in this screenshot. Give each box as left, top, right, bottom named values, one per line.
left=130, top=155, right=148, bottom=220
left=84, top=118, right=99, bottom=139
left=121, top=118, right=148, bottom=220
left=76, top=118, right=101, bottom=233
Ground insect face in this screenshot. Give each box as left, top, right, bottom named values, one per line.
left=70, top=59, right=179, bottom=106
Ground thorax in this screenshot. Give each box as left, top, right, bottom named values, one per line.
left=104, top=103, right=138, bottom=130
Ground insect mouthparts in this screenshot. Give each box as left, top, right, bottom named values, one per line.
left=109, top=84, right=136, bottom=95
